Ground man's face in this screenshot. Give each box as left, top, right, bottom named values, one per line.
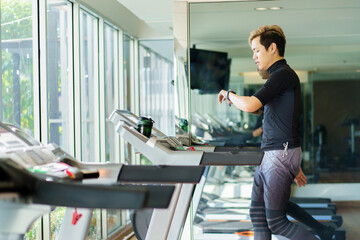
left=251, top=36, right=273, bottom=71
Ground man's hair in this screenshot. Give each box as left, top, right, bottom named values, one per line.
left=249, top=25, right=286, bottom=57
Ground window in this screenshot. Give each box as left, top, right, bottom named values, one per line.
left=79, top=9, right=101, bottom=240
left=1, top=0, right=34, bottom=134
left=46, top=1, right=73, bottom=238
left=79, top=10, right=99, bottom=163
left=46, top=0, right=73, bottom=153
left=123, top=34, right=131, bottom=111
left=104, top=23, right=117, bottom=163
left=122, top=34, right=132, bottom=163
left=104, top=23, right=122, bottom=234
left=1, top=1, right=41, bottom=239
left=1, top=1, right=141, bottom=239
left=139, top=41, right=174, bottom=135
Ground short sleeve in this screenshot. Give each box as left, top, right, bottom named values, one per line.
left=253, top=71, right=293, bottom=105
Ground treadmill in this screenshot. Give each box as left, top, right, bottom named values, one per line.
left=109, top=110, right=263, bottom=240
left=0, top=122, right=205, bottom=240
left=190, top=115, right=344, bottom=239
left=109, top=109, right=345, bottom=240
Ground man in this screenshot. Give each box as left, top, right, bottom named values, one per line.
left=218, top=25, right=318, bottom=239
left=256, top=68, right=335, bottom=239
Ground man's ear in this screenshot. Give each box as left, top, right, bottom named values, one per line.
left=270, top=42, right=277, bottom=54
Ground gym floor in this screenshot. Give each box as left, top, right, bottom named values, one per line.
left=336, top=201, right=360, bottom=240
left=125, top=170, right=360, bottom=240
left=126, top=203, right=360, bottom=240
left=318, top=170, right=360, bottom=239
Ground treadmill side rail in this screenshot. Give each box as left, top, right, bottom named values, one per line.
left=201, top=150, right=263, bottom=166
left=118, top=165, right=205, bottom=183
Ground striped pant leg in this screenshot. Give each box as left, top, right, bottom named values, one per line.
left=250, top=166, right=271, bottom=240
left=266, top=208, right=318, bottom=240
left=262, top=148, right=317, bottom=240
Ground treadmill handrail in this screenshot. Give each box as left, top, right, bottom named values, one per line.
left=118, top=165, right=205, bottom=183
left=0, top=160, right=174, bottom=209
left=200, top=150, right=263, bottom=166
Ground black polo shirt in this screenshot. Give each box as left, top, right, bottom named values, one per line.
left=253, top=59, right=301, bottom=151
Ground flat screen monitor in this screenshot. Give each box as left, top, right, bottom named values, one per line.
left=190, top=48, right=231, bottom=94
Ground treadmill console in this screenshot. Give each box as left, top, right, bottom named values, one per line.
left=109, top=110, right=206, bottom=165
left=0, top=121, right=176, bottom=210
left=147, top=136, right=184, bottom=150
left=0, top=123, right=82, bottom=180
left=109, top=110, right=263, bottom=166
left=0, top=121, right=179, bottom=240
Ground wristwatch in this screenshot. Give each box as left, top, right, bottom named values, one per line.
left=226, top=90, right=236, bottom=101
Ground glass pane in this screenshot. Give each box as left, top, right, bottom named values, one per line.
left=123, top=35, right=131, bottom=111
left=50, top=207, right=66, bottom=240
left=80, top=10, right=98, bottom=162
left=88, top=209, right=101, bottom=240
left=107, top=209, right=121, bottom=235
left=104, top=24, right=122, bottom=235
left=123, top=34, right=131, bottom=163
left=104, top=24, right=116, bottom=163
left=1, top=1, right=38, bottom=239
left=47, top=0, right=72, bottom=153
left=46, top=1, right=73, bottom=239
left=1, top=0, right=34, bottom=135
left=80, top=10, right=100, bottom=240
left=139, top=41, right=175, bottom=136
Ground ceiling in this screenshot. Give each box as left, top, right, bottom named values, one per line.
left=190, top=0, right=360, bottom=76
left=116, top=0, right=175, bottom=37
left=118, top=0, right=360, bottom=78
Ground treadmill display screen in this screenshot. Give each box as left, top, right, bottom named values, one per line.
left=0, top=126, right=28, bottom=150
left=0, top=123, right=40, bottom=150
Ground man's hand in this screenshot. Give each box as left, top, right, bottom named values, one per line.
left=252, top=127, right=263, bottom=138
left=294, top=167, right=307, bottom=187
left=218, top=90, right=232, bottom=106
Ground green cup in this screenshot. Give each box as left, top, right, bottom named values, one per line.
left=136, top=117, right=154, bottom=138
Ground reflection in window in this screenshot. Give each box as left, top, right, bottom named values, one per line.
left=80, top=10, right=98, bottom=163
left=1, top=0, right=34, bottom=135
left=139, top=44, right=174, bottom=135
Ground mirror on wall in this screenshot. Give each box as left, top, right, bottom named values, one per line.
left=178, top=0, right=360, bottom=183
left=173, top=1, right=191, bottom=145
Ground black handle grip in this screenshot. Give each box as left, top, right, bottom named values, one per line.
left=201, top=148, right=263, bottom=166
left=33, top=181, right=147, bottom=209
left=118, top=165, right=205, bottom=183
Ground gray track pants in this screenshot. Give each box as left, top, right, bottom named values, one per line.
left=250, top=147, right=317, bottom=240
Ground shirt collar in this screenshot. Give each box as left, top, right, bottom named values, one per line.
left=267, top=59, right=287, bottom=74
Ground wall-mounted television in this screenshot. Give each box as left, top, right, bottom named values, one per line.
left=190, top=48, right=231, bottom=94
